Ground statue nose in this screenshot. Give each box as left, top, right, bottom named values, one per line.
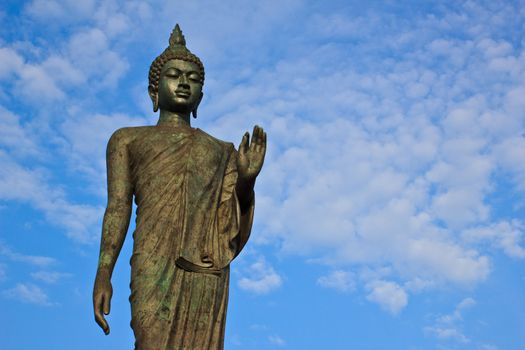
left=178, top=75, right=190, bottom=89
left=178, top=82, right=190, bottom=90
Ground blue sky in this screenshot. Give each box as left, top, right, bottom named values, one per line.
left=1, top=0, right=525, bottom=349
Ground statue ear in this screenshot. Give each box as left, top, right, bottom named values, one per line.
left=148, top=85, right=159, bottom=112
left=192, top=91, right=203, bottom=119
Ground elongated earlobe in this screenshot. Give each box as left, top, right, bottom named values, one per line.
left=148, top=85, right=159, bottom=112
left=192, top=92, right=203, bottom=118
left=153, top=96, right=159, bottom=112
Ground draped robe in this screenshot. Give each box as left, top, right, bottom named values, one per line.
left=126, top=125, right=254, bottom=350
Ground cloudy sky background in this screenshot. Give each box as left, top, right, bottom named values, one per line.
left=1, top=0, right=525, bottom=349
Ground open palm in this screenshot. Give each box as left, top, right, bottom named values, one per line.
left=237, top=125, right=267, bottom=181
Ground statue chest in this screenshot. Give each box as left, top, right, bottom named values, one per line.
left=128, top=128, right=229, bottom=198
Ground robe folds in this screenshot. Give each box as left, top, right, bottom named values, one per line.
left=127, top=125, right=254, bottom=350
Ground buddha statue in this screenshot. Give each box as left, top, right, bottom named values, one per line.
left=92, top=24, right=266, bottom=350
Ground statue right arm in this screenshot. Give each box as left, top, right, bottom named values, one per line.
left=93, top=128, right=133, bottom=335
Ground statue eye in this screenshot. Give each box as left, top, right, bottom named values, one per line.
left=164, top=69, right=181, bottom=78
left=188, top=73, right=201, bottom=82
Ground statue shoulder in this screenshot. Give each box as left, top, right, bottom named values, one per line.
left=195, top=128, right=236, bottom=153
left=107, top=126, right=152, bottom=147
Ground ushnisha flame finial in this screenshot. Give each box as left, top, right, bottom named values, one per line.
left=169, top=24, right=186, bottom=47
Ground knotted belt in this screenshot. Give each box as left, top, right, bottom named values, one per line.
left=175, top=257, right=223, bottom=276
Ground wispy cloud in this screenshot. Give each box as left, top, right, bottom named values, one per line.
left=2, top=0, right=524, bottom=319
left=2, top=283, right=53, bottom=306
left=196, top=0, right=525, bottom=311
left=0, top=106, right=40, bottom=157
left=24, top=0, right=97, bottom=24
left=437, top=298, right=476, bottom=324
left=317, top=270, right=355, bottom=293
left=480, top=344, right=499, bottom=350
left=365, top=280, right=408, bottom=315
left=268, top=335, right=286, bottom=347
left=462, top=220, right=525, bottom=259
left=0, top=47, right=67, bottom=102
left=0, top=150, right=103, bottom=243
left=59, top=112, right=148, bottom=196
left=0, top=22, right=126, bottom=105
left=0, top=241, right=56, bottom=267
left=424, top=297, right=476, bottom=344
left=237, top=256, right=283, bottom=295
left=31, top=271, right=72, bottom=284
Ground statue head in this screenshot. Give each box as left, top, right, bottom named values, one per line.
left=148, top=24, right=204, bottom=117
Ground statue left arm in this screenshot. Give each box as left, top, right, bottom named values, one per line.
left=236, top=125, right=266, bottom=214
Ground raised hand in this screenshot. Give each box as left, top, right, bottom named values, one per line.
left=237, top=125, right=267, bottom=182
left=93, top=273, right=113, bottom=335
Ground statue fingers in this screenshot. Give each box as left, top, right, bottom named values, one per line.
left=94, top=296, right=110, bottom=335
left=253, top=125, right=264, bottom=151
left=239, top=132, right=249, bottom=154
left=103, top=292, right=111, bottom=315
left=251, top=125, right=261, bottom=150
left=258, top=131, right=267, bottom=158
left=256, top=125, right=263, bottom=141
left=257, top=128, right=266, bottom=153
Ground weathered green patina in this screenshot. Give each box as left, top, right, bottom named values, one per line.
left=93, top=24, right=266, bottom=350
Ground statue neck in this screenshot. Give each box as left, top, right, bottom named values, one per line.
left=157, top=110, right=191, bottom=127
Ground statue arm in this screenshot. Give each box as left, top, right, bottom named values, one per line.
left=230, top=125, right=266, bottom=255
left=235, top=176, right=255, bottom=215
left=218, top=145, right=255, bottom=258
left=93, top=128, right=133, bottom=335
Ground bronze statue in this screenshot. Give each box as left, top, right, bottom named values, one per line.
left=92, top=24, right=266, bottom=349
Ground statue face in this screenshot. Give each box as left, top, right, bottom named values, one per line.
left=157, top=59, right=203, bottom=113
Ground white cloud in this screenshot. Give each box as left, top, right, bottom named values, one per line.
left=229, top=334, right=242, bottom=347
left=24, top=0, right=65, bottom=20
left=365, top=280, right=408, bottom=315
left=437, top=297, right=476, bottom=324
left=59, top=112, right=148, bottom=195
left=425, top=297, right=476, bottom=345
left=1, top=5, right=130, bottom=104
left=0, top=11, right=141, bottom=242
left=403, top=278, right=436, bottom=293
left=268, top=335, right=286, bottom=346
left=462, top=220, right=525, bottom=259
left=480, top=344, right=499, bottom=350
left=3, top=0, right=525, bottom=317
left=40, top=56, right=85, bottom=86
left=424, top=326, right=470, bottom=344
left=250, top=324, right=269, bottom=331
left=31, top=271, right=73, bottom=284
left=66, top=27, right=129, bottom=87
left=0, top=106, right=39, bottom=156
left=317, top=270, right=355, bottom=293
left=237, top=257, right=282, bottom=294
left=190, top=1, right=525, bottom=312
left=24, top=0, right=96, bottom=23
left=0, top=47, right=82, bottom=102
left=0, top=241, right=56, bottom=267
left=0, top=47, right=24, bottom=79
left=0, top=151, right=103, bottom=243
left=494, top=136, right=525, bottom=191
left=2, top=283, right=53, bottom=306
left=16, top=63, right=65, bottom=100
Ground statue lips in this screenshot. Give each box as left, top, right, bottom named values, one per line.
left=175, top=89, right=191, bottom=98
